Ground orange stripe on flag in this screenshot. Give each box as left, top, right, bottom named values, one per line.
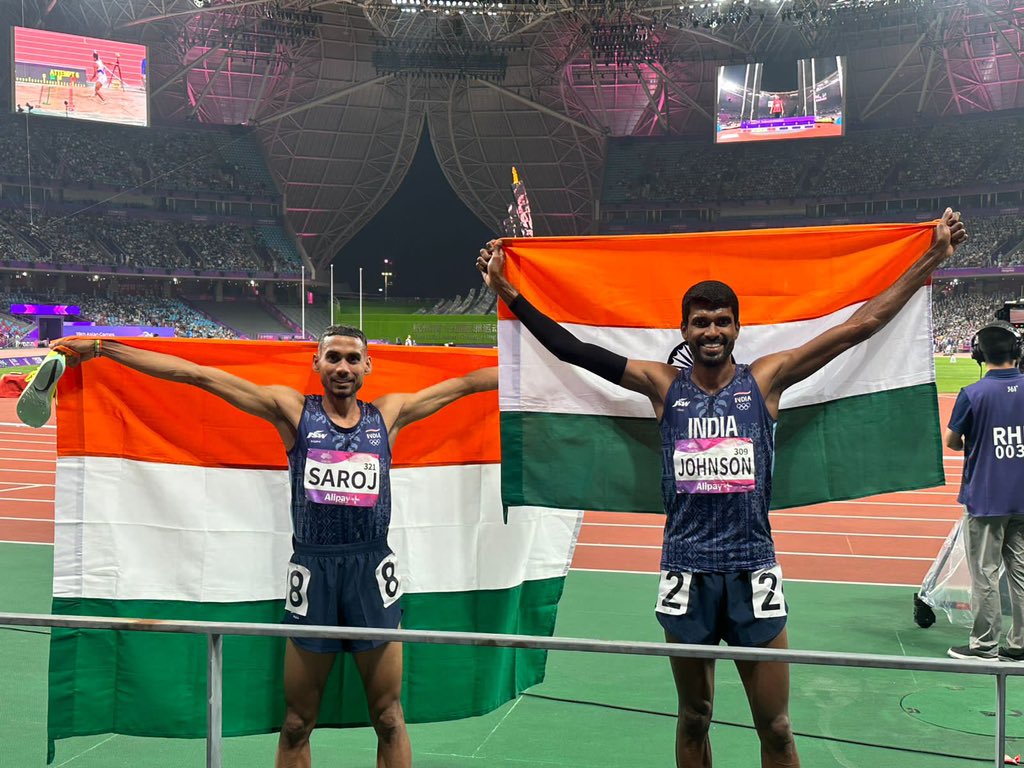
left=496, top=222, right=936, bottom=328
left=56, top=339, right=499, bottom=470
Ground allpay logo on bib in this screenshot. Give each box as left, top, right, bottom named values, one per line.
left=674, top=437, right=755, bottom=494
left=304, top=449, right=380, bottom=506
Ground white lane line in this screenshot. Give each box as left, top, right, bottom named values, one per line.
left=0, top=539, right=52, bottom=546
left=890, top=489, right=960, bottom=496
left=0, top=516, right=50, bottom=522
left=770, top=514, right=958, bottom=528
left=0, top=421, right=55, bottom=430
left=567, top=567, right=920, bottom=587
left=581, top=523, right=944, bottom=540
left=0, top=447, right=57, bottom=454
left=833, top=500, right=960, bottom=509
left=0, top=468, right=56, bottom=475
left=574, top=543, right=935, bottom=561
left=778, top=551, right=934, bottom=561
left=587, top=512, right=959, bottom=524
left=0, top=497, right=53, bottom=503
left=0, top=457, right=61, bottom=463
left=0, top=483, right=49, bottom=493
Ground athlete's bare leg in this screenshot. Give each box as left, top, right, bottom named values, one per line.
left=94, top=83, right=105, bottom=102
left=666, top=631, right=715, bottom=768
left=353, top=641, right=411, bottom=768
left=275, top=639, right=337, bottom=768
left=734, top=628, right=800, bottom=767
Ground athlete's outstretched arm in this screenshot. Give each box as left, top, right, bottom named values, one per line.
left=477, top=242, right=676, bottom=417
left=751, top=209, right=967, bottom=416
left=50, top=337, right=303, bottom=441
left=374, top=366, right=498, bottom=445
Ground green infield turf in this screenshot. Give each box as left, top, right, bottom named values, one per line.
left=933, top=356, right=985, bottom=394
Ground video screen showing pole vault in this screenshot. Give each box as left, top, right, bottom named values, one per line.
left=13, top=26, right=149, bottom=127
left=715, top=56, right=844, bottom=143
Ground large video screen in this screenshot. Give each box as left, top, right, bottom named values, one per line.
left=12, top=27, right=148, bottom=127
left=715, top=56, right=844, bottom=144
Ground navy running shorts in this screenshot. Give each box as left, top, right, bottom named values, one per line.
left=654, top=565, right=787, bottom=647
left=283, top=538, right=403, bottom=654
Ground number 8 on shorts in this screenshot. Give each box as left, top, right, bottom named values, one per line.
left=286, top=563, right=312, bottom=617
left=375, top=552, right=403, bottom=608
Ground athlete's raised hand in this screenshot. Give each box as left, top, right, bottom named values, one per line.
left=934, top=208, right=967, bottom=261
left=477, top=239, right=518, bottom=304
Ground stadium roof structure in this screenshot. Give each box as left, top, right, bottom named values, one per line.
left=9, top=0, right=1024, bottom=274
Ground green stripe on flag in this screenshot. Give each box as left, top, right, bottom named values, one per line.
left=500, top=410, right=663, bottom=512
left=47, top=577, right=566, bottom=741
left=500, top=383, right=943, bottom=512
left=772, top=382, right=943, bottom=509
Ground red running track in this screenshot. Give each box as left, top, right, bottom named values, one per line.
left=0, top=397, right=964, bottom=587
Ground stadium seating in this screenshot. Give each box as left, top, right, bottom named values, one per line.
left=932, top=286, right=1016, bottom=352
left=602, top=112, right=1024, bottom=207
left=0, top=290, right=235, bottom=339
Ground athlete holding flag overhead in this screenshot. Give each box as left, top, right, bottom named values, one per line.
left=478, top=210, right=967, bottom=768
left=46, top=328, right=497, bottom=768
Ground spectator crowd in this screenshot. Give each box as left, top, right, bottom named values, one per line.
left=0, top=290, right=235, bottom=340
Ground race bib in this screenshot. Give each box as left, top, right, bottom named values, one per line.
left=375, top=552, right=403, bottom=608
left=655, top=570, right=692, bottom=616
left=751, top=565, right=787, bottom=618
left=285, top=562, right=311, bottom=617
left=673, top=437, right=755, bottom=494
left=304, top=450, right=380, bottom=507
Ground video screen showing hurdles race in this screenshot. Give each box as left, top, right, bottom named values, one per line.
left=12, top=27, right=148, bottom=127
left=716, top=56, right=844, bottom=144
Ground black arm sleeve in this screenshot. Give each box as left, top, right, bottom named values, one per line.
left=507, top=294, right=628, bottom=384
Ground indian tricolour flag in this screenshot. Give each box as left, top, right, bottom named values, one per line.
left=498, top=222, right=944, bottom=512
left=48, top=340, right=581, bottom=744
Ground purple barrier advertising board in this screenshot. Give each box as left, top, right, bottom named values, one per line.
left=22, top=325, right=175, bottom=341
left=65, top=325, right=176, bottom=337
left=9, top=304, right=81, bottom=315
left=0, top=355, right=45, bottom=369
left=935, top=265, right=1024, bottom=278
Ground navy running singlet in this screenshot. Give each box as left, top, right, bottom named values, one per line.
left=658, top=364, right=777, bottom=572
left=287, top=396, right=392, bottom=546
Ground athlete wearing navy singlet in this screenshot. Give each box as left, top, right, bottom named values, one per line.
left=284, top=396, right=402, bottom=654
left=480, top=208, right=966, bottom=768
left=656, top=364, right=785, bottom=648
left=289, top=396, right=392, bottom=546
left=660, top=364, right=775, bottom=573
left=52, top=325, right=499, bottom=768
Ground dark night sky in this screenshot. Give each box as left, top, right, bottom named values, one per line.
left=331, top=127, right=497, bottom=300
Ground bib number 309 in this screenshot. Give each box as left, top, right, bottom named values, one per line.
left=375, top=553, right=403, bottom=608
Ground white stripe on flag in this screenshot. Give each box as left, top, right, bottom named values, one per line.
left=499, top=286, right=932, bottom=418
left=54, top=457, right=582, bottom=602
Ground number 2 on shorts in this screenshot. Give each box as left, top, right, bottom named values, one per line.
left=656, top=570, right=691, bottom=615
left=751, top=565, right=786, bottom=618
left=285, top=563, right=311, bottom=617
left=375, top=553, right=403, bottom=608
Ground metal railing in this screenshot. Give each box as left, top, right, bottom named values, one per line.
left=3, top=611, right=1021, bottom=768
